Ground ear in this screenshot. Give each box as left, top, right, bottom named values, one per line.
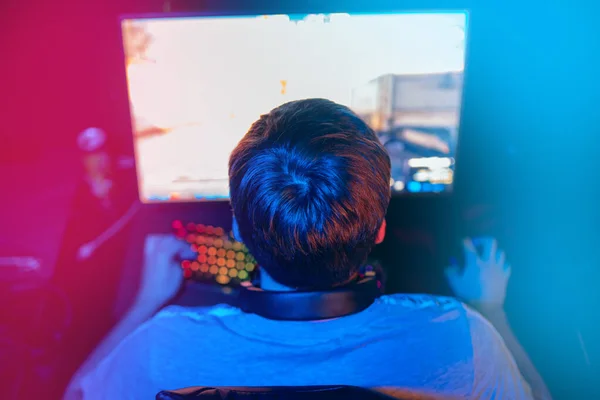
left=375, top=219, right=386, bottom=244
left=232, top=217, right=243, bottom=242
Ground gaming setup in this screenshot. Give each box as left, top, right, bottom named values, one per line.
left=113, top=9, right=468, bottom=320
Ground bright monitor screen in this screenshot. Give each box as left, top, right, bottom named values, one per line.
left=122, top=11, right=467, bottom=202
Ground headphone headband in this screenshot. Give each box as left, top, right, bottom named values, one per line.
left=236, top=277, right=381, bottom=321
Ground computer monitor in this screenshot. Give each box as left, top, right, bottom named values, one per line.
left=121, top=11, right=467, bottom=203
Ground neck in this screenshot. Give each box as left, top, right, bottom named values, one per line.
left=258, top=269, right=295, bottom=291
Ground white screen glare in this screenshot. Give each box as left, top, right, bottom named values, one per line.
left=122, top=12, right=468, bottom=202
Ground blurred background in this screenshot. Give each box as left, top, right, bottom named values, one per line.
left=1, top=0, right=599, bottom=398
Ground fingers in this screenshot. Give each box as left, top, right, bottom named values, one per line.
left=462, top=238, right=478, bottom=265
left=496, top=250, right=506, bottom=267
left=464, top=236, right=510, bottom=272
left=488, top=238, right=497, bottom=262
left=179, top=242, right=198, bottom=259
left=166, top=235, right=197, bottom=259
left=150, top=234, right=196, bottom=259
left=471, top=236, right=496, bottom=262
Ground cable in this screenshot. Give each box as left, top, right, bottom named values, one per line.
left=77, top=201, right=141, bottom=261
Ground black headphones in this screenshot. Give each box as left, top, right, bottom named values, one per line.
left=182, top=220, right=384, bottom=321
left=235, top=275, right=382, bottom=321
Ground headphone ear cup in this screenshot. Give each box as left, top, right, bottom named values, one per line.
left=251, top=267, right=261, bottom=287
left=362, top=260, right=386, bottom=293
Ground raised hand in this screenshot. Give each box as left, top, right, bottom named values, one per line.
left=136, top=234, right=196, bottom=311
left=445, top=237, right=512, bottom=309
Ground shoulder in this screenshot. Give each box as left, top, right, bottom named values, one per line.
left=139, top=304, right=243, bottom=342
left=462, top=306, right=534, bottom=399
left=375, top=294, right=472, bottom=337
left=90, top=305, right=231, bottom=371
left=462, top=305, right=502, bottom=347
left=78, top=304, right=239, bottom=399
left=153, top=303, right=243, bottom=324
left=378, top=293, right=466, bottom=314
left=462, top=305, right=516, bottom=362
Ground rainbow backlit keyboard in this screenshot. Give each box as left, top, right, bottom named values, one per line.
left=173, top=220, right=257, bottom=286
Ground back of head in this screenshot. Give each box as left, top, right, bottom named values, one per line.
left=229, top=99, right=391, bottom=289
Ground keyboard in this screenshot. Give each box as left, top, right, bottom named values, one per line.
left=173, top=220, right=257, bottom=286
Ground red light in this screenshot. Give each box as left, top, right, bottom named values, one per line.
left=172, top=220, right=183, bottom=230
left=175, top=229, right=186, bottom=239
left=186, top=222, right=196, bottom=231
left=182, top=260, right=191, bottom=269
left=183, top=269, right=193, bottom=279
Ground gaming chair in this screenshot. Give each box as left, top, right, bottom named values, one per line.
left=156, top=385, right=397, bottom=400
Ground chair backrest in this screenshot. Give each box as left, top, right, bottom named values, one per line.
left=156, top=385, right=449, bottom=400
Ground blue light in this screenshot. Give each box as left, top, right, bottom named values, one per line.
left=407, top=181, right=422, bottom=192
left=149, top=195, right=170, bottom=202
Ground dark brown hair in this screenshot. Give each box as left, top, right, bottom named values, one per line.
left=229, top=99, right=391, bottom=289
